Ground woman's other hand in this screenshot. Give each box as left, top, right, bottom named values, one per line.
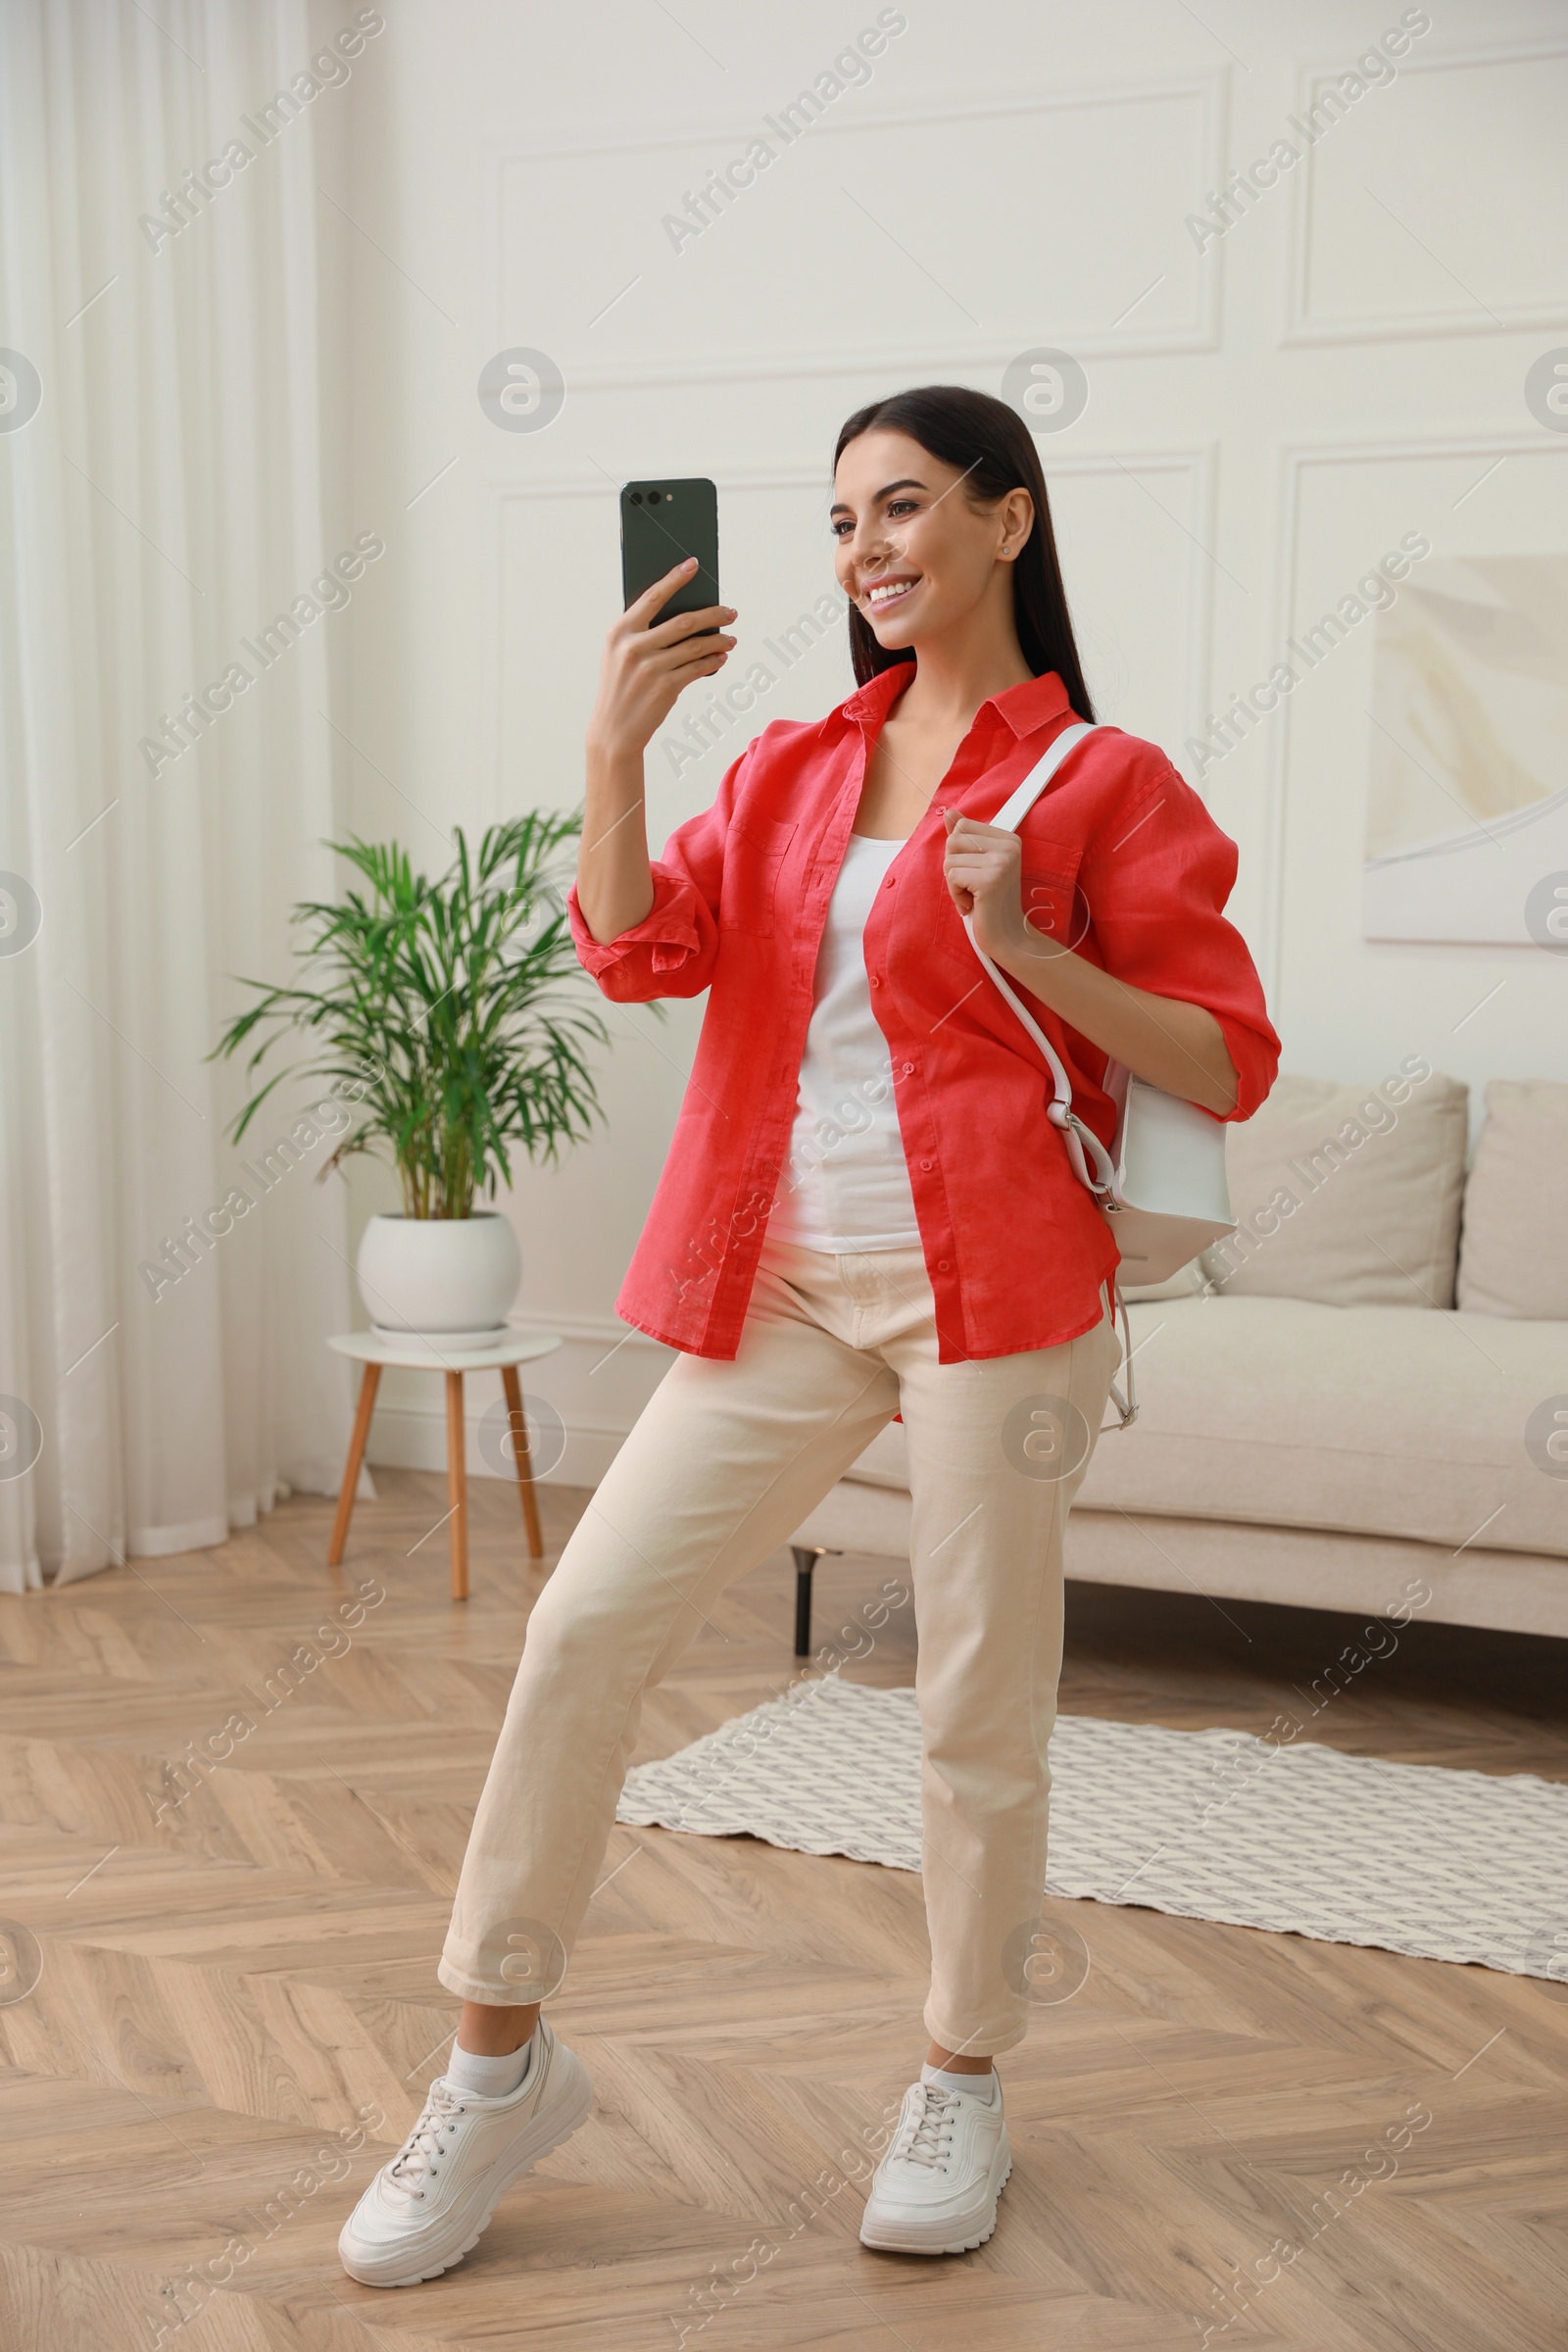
left=942, top=810, right=1045, bottom=965
left=942, top=807, right=1239, bottom=1113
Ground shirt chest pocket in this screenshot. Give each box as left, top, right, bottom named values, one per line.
left=719, top=814, right=798, bottom=938
left=1017, top=840, right=1088, bottom=951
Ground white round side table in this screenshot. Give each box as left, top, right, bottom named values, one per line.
left=326, top=1329, right=563, bottom=1601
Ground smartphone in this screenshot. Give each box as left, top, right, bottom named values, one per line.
left=620, top=478, right=720, bottom=634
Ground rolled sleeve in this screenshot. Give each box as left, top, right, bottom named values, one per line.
left=1081, top=761, right=1281, bottom=1123
left=1211, top=1009, right=1278, bottom=1122
left=567, top=744, right=761, bottom=1003
left=567, top=869, right=714, bottom=1000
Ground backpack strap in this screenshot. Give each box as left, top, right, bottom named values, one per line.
left=962, top=718, right=1147, bottom=1432
left=986, top=718, right=1101, bottom=831
left=959, top=722, right=1117, bottom=1200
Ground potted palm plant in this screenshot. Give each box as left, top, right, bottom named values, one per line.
left=214, top=812, right=611, bottom=1344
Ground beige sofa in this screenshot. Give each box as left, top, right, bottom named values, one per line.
left=789, top=1072, right=1568, bottom=1647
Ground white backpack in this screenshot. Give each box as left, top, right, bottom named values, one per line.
left=961, top=721, right=1237, bottom=1424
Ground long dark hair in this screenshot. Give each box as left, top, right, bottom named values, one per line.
left=833, top=384, right=1096, bottom=719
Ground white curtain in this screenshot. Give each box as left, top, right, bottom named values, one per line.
left=0, top=1, right=358, bottom=1589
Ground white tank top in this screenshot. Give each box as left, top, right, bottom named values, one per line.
left=767, top=833, right=922, bottom=1251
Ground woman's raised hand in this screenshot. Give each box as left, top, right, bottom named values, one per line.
left=587, top=559, right=737, bottom=757
left=577, top=563, right=736, bottom=946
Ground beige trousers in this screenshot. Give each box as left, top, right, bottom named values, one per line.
left=438, top=1233, right=1119, bottom=2056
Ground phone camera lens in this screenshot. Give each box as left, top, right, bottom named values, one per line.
left=630, top=491, right=643, bottom=504
left=649, top=490, right=662, bottom=505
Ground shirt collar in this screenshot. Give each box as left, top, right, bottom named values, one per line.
left=990, top=669, right=1072, bottom=736
left=839, top=662, right=913, bottom=728
left=839, top=663, right=1072, bottom=737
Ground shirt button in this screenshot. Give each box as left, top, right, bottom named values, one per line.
left=885, top=875, right=897, bottom=888
left=869, top=975, right=881, bottom=988
left=937, top=1258, right=951, bottom=1272
left=919, top=1158, right=932, bottom=1170
left=902, top=1061, right=913, bottom=1074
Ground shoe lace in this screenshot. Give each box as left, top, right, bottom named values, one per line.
left=893, top=2082, right=958, bottom=2172
left=385, top=2078, right=467, bottom=2202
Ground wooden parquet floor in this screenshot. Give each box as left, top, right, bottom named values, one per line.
left=1, top=1467, right=1564, bottom=2352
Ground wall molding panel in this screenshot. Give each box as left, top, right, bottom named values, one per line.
left=1284, top=37, right=1568, bottom=346
left=488, top=73, right=1228, bottom=390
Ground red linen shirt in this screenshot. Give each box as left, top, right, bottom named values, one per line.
left=568, top=665, right=1280, bottom=1365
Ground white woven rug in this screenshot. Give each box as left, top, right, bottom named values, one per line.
left=617, top=1678, right=1568, bottom=1981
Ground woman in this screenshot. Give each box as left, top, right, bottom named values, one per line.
left=339, top=385, right=1279, bottom=2284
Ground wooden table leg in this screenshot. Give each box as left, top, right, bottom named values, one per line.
left=501, top=1363, right=544, bottom=1560
left=327, top=1361, right=381, bottom=1567
left=446, top=1370, right=469, bottom=1602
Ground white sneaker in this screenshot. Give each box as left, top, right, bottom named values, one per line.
left=338, top=2022, right=593, bottom=2287
left=858, top=2070, right=1011, bottom=2256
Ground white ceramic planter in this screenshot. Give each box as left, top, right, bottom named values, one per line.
left=356, top=1211, right=521, bottom=1346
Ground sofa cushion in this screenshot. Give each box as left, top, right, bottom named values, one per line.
left=1120, top=1260, right=1206, bottom=1304
left=1201, top=1068, right=1468, bottom=1308
left=1073, top=1296, right=1568, bottom=1558
left=1457, top=1079, right=1568, bottom=1321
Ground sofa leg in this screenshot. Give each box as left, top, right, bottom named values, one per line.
left=791, top=1546, right=823, bottom=1658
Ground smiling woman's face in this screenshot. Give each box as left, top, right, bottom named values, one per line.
left=830, top=426, right=1032, bottom=655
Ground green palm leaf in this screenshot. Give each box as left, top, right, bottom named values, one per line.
left=212, top=813, right=615, bottom=1218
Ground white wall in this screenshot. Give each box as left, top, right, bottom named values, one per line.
left=311, top=0, right=1568, bottom=1482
